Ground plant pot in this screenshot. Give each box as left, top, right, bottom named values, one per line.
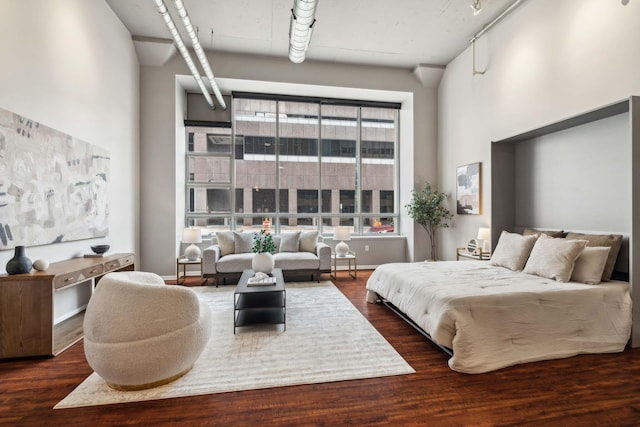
left=6, top=245, right=33, bottom=275
left=252, top=252, right=274, bottom=274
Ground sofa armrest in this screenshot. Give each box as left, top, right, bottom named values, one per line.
left=316, top=242, right=331, bottom=272
left=202, top=245, right=221, bottom=275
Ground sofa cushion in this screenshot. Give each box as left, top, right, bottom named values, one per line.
left=274, top=252, right=319, bottom=270
left=279, top=231, right=301, bottom=252
left=216, top=253, right=254, bottom=273
left=216, top=231, right=235, bottom=256
left=234, top=232, right=254, bottom=254
left=299, top=231, right=318, bottom=254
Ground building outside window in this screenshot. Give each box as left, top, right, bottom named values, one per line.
left=185, top=94, right=399, bottom=236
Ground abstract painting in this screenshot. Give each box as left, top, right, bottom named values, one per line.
left=456, top=162, right=481, bottom=215
left=0, top=107, right=109, bottom=249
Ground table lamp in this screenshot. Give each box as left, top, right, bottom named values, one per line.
left=477, top=227, right=491, bottom=253
left=183, top=228, right=202, bottom=261
left=334, top=226, right=351, bottom=257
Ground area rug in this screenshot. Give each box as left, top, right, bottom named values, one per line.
left=55, top=281, right=414, bottom=408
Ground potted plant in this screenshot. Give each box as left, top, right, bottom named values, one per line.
left=405, top=182, right=453, bottom=261
left=252, top=229, right=276, bottom=273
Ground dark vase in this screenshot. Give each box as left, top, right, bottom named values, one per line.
left=6, top=245, right=33, bottom=275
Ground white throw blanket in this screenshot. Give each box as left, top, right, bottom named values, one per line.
left=366, top=261, right=632, bottom=374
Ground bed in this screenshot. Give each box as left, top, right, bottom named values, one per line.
left=366, top=231, right=632, bottom=374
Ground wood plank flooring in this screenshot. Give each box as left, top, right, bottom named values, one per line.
left=1, top=270, right=639, bottom=426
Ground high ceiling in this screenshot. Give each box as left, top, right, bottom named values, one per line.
left=106, top=0, right=516, bottom=69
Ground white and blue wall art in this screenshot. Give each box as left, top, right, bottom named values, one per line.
left=0, top=107, right=109, bottom=250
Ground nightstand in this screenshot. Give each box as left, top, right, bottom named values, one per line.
left=331, top=251, right=357, bottom=279
left=456, top=247, right=490, bottom=261
left=176, top=257, right=204, bottom=285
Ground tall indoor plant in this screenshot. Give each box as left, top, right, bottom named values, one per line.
left=405, top=182, right=453, bottom=261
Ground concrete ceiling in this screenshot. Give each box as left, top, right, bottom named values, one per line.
left=106, top=0, right=517, bottom=69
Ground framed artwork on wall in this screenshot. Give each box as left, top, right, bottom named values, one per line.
left=456, top=162, right=481, bottom=215
left=0, top=106, right=110, bottom=250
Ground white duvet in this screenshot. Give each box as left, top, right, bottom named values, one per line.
left=366, top=261, right=632, bottom=374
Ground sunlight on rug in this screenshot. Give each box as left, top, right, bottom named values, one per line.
left=55, top=281, right=414, bottom=408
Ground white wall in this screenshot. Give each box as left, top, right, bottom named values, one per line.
left=0, top=1, right=139, bottom=312
left=438, top=0, right=640, bottom=258
left=140, top=53, right=439, bottom=276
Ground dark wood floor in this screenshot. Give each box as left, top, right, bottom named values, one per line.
left=2, top=270, right=639, bottom=426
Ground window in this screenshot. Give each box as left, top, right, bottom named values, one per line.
left=185, top=95, right=399, bottom=236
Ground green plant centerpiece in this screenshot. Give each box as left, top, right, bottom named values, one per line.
left=252, top=229, right=276, bottom=254
left=405, top=182, right=453, bottom=261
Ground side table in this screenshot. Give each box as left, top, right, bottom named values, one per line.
left=456, top=248, right=490, bottom=261
left=176, top=257, right=204, bottom=285
left=331, top=251, right=357, bottom=279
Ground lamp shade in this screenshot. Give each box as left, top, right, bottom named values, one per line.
left=182, top=228, right=202, bottom=244
left=477, top=227, right=491, bottom=241
left=334, top=226, right=351, bottom=242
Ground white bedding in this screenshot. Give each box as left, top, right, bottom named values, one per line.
left=366, top=261, right=632, bottom=374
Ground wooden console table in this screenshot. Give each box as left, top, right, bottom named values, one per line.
left=0, top=253, right=134, bottom=359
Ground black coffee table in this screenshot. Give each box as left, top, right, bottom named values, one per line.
left=234, top=268, right=286, bottom=334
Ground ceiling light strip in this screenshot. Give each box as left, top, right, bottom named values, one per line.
left=288, top=0, right=318, bottom=64
left=154, top=0, right=215, bottom=109
left=173, top=0, right=227, bottom=110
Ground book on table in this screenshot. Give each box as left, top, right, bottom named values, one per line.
left=247, top=275, right=277, bottom=286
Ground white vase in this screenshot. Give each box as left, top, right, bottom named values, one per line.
left=252, top=252, right=274, bottom=274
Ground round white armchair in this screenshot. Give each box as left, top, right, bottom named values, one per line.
left=83, top=271, right=212, bottom=390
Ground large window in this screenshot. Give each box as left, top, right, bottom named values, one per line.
left=185, top=95, right=399, bottom=236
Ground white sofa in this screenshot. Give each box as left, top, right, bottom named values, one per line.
left=203, top=230, right=331, bottom=285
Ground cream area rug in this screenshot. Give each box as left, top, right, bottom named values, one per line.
left=55, top=281, right=414, bottom=408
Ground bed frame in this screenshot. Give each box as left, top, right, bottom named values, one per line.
left=373, top=293, right=453, bottom=357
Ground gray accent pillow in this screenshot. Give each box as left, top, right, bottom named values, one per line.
left=522, top=234, right=587, bottom=282
left=522, top=228, right=565, bottom=238
left=279, top=231, right=301, bottom=252
left=564, top=232, right=623, bottom=282
left=299, top=231, right=318, bottom=253
left=216, top=231, right=235, bottom=256
left=234, top=232, right=254, bottom=254
left=570, top=246, right=611, bottom=285
left=489, top=230, right=537, bottom=271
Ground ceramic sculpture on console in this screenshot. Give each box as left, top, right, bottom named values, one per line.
left=6, top=245, right=33, bottom=275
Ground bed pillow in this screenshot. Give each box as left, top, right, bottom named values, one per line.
left=299, top=231, right=318, bottom=253
left=490, top=231, right=538, bottom=271
left=522, top=234, right=587, bottom=282
left=216, top=231, right=235, bottom=256
left=279, top=231, right=301, bottom=252
left=564, top=232, right=622, bottom=282
left=522, top=228, right=565, bottom=238
left=570, top=246, right=611, bottom=285
left=233, top=232, right=254, bottom=254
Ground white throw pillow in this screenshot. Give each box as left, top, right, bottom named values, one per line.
left=234, top=232, right=254, bottom=254
left=570, top=246, right=611, bottom=285
left=490, top=231, right=537, bottom=271
left=216, top=231, right=235, bottom=256
left=279, top=231, right=301, bottom=252
left=299, top=231, right=318, bottom=253
left=523, top=234, right=587, bottom=282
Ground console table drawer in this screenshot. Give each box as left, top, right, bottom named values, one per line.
left=53, top=271, right=85, bottom=289
left=104, top=255, right=134, bottom=272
